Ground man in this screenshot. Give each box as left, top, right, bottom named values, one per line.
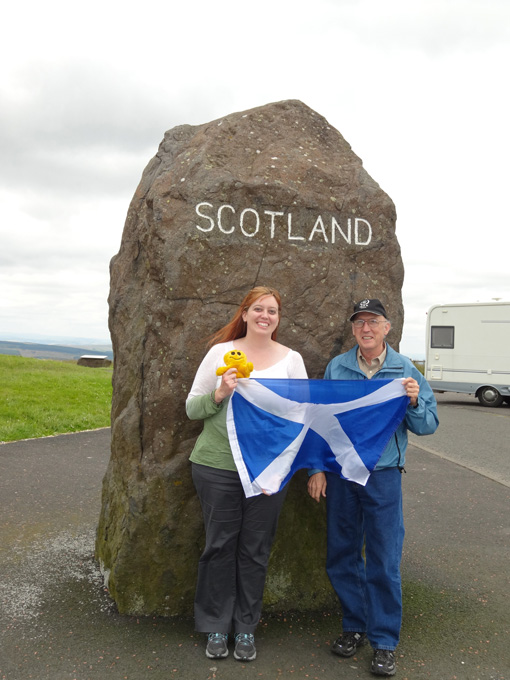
left=308, top=299, right=438, bottom=676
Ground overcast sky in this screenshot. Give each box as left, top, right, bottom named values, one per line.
left=1, top=0, right=509, bottom=357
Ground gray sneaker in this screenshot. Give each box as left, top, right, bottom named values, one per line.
left=205, top=632, right=228, bottom=659
left=233, top=633, right=257, bottom=661
left=331, top=631, right=367, bottom=657
left=371, top=649, right=396, bottom=676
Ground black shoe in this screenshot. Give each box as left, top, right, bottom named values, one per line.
left=331, top=631, right=367, bottom=657
left=205, top=632, right=228, bottom=659
left=233, top=633, right=257, bottom=661
left=371, top=649, right=396, bottom=676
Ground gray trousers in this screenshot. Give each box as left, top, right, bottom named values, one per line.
left=192, top=463, right=287, bottom=635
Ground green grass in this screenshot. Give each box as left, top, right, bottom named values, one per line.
left=0, top=355, right=113, bottom=443
left=413, top=360, right=425, bottom=375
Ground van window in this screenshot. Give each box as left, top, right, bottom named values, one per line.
left=431, top=326, right=454, bottom=349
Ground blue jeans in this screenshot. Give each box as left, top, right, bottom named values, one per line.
left=326, top=468, right=405, bottom=650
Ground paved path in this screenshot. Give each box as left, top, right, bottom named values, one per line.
left=1, top=425, right=509, bottom=680
left=410, top=392, right=510, bottom=487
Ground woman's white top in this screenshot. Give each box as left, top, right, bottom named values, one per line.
left=186, top=340, right=308, bottom=471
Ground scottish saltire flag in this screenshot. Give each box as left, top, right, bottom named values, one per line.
left=226, top=378, right=409, bottom=498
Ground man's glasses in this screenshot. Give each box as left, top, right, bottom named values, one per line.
left=352, top=319, right=384, bottom=328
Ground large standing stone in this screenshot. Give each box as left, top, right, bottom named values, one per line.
left=96, top=100, right=404, bottom=615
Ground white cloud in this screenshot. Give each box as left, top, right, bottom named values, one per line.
left=1, top=0, right=509, bottom=355
left=338, top=0, right=510, bottom=54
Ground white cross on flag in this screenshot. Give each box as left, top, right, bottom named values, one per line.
left=226, top=378, right=409, bottom=497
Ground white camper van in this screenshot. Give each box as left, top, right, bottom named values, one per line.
left=425, top=301, right=510, bottom=407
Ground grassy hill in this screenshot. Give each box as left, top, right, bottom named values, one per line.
left=0, top=340, right=113, bottom=361
left=0, top=355, right=113, bottom=442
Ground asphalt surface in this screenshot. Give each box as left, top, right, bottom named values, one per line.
left=1, top=396, right=509, bottom=680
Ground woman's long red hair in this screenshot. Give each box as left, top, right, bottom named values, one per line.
left=207, top=286, right=282, bottom=347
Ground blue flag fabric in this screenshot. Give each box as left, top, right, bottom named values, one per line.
left=226, top=378, right=409, bottom=497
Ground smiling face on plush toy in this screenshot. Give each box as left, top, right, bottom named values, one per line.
left=216, top=349, right=253, bottom=378
left=224, top=350, right=245, bottom=366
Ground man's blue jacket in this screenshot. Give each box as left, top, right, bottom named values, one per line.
left=324, top=344, right=439, bottom=470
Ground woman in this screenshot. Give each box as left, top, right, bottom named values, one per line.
left=186, top=286, right=308, bottom=662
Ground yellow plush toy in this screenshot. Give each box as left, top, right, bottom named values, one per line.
left=216, top=349, right=253, bottom=379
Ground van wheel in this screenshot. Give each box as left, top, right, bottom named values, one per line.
left=477, top=386, right=503, bottom=407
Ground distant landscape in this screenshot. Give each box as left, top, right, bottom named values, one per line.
left=0, top=340, right=113, bottom=362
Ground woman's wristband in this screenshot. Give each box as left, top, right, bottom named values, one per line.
left=210, top=389, right=223, bottom=406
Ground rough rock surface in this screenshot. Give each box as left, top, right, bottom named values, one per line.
left=96, top=100, right=405, bottom=615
